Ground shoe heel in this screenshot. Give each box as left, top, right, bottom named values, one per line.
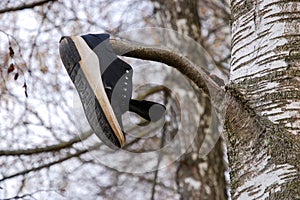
left=59, top=37, right=81, bottom=75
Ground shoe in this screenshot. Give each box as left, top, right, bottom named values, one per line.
left=59, top=33, right=166, bottom=149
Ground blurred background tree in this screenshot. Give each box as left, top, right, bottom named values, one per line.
left=0, top=0, right=231, bottom=199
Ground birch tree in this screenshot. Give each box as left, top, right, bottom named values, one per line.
left=1, top=0, right=299, bottom=200
left=227, top=0, right=300, bottom=199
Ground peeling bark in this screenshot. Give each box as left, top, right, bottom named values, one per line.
left=231, top=0, right=300, bottom=134
left=229, top=0, right=300, bottom=199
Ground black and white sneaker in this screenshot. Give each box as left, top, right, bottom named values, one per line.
left=59, top=33, right=166, bottom=149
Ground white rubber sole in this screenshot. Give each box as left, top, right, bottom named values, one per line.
left=70, top=36, right=125, bottom=147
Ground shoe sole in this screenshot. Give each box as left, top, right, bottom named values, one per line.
left=59, top=36, right=125, bottom=149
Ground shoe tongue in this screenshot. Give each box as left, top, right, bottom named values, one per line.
left=81, top=34, right=110, bottom=49
left=81, top=34, right=117, bottom=73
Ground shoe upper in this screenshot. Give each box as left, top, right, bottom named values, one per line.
left=81, top=34, right=133, bottom=128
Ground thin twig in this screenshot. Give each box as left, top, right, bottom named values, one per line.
left=0, top=0, right=58, bottom=14
left=0, top=143, right=100, bottom=182
left=0, top=189, right=64, bottom=200
left=0, top=130, right=93, bottom=156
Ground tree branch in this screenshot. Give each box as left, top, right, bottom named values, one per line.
left=0, top=130, right=92, bottom=156
left=109, top=38, right=224, bottom=98
left=1, top=189, right=63, bottom=200
left=0, top=143, right=100, bottom=182
left=0, top=0, right=58, bottom=14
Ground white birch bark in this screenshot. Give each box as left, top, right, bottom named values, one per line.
left=229, top=0, right=300, bottom=199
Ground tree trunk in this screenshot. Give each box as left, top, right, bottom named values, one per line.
left=228, top=0, right=300, bottom=199
left=152, top=0, right=228, bottom=199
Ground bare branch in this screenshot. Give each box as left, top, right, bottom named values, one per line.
left=1, top=189, right=63, bottom=200
left=0, top=0, right=58, bottom=14
left=0, top=143, right=100, bottom=182
left=109, top=38, right=224, bottom=98
left=0, top=130, right=92, bottom=156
